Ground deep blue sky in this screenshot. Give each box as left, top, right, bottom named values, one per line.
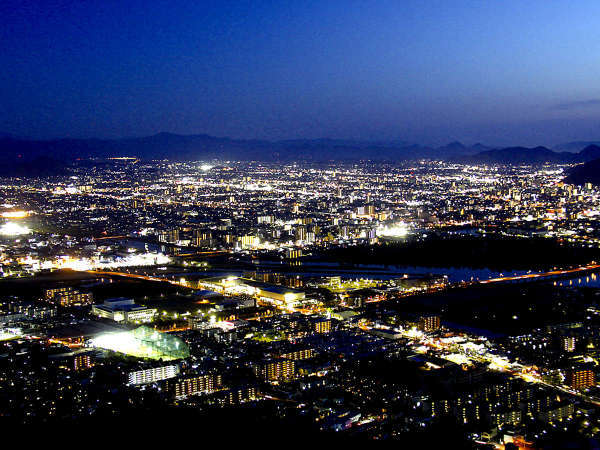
left=1, top=0, right=600, bottom=146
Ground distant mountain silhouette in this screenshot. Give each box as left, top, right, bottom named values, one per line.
left=453, top=145, right=600, bottom=165
left=1, top=132, right=599, bottom=165
left=564, top=158, right=600, bottom=186
left=453, top=146, right=564, bottom=164
left=577, top=144, right=600, bottom=161
left=433, top=141, right=490, bottom=158
left=554, top=141, right=600, bottom=152
left=0, top=133, right=489, bottom=162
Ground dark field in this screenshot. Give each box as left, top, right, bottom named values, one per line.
left=319, top=235, right=600, bottom=271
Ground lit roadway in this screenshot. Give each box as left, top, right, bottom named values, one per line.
left=87, top=270, right=190, bottom=288
left=89, top=262, right=600, bottom=303
left=526, top=374, right=600, bottom=408
left=476, top=263, right=600, bottom=285
left=93, top=235, right=230, bottom=257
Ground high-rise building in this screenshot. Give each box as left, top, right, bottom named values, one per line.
left=280, top=348, right=315, bottom=360
left=568, top=368, right=595, bottom=390
left=240, top=235, right=259, bottom=249
left=285, top=248, right=303, bottom=259
left=44, top=287, right=93, bottom=307
left=128, top=364, right=180, bottom=385
left=158, top=229, right=179, bottom=244
left=255, top=359, right=296, bottom=382
left=419, top=315, right=441, bottom=332
left=295, top=226, right=307, bottom=242
left=314, top=319, right=331, bottom=334
left=73, top=354, right=93, bottom=371
left=167, top=373, right=223, bottom=398
left=562, top=336, right=576, bottom=353
left=223, top=386, right=259, bottom=405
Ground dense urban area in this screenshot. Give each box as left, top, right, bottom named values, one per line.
left=3, top=158, right=600, bottom=447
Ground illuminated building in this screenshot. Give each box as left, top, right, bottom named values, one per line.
left=73, top=354, right=93, bottom=371
left=280, top=348, right=315, bottom=360
left=561, top=336, right=576, bottom=352
left=192, top=230, right=213, bottom=247
left=261, top=285, right=305, bottom=305
left=9, top=301, right=56, bottom=319
left=257, top=215, right=274, bottom=224
left=492, top=409, right=522, bottom=427
left=128, top=364, right=180, bottom=385
left=45, top=287, right=93, bottom=307
left=431, top=399, right=450, bottom=417
left=216, top=279, right=307, bottom=306
left=568, top=368, right=595, bottom=390
left=91, top=298, right=156, bottom=323
left=285, top=248, right=303, bottom=259
left=313, top=319, right=331, bottom=334
left=419, top=315, right=441, bottom=332
left=167, top=373, right=223, bottom=398
left=538, top=402, right=575, bottom=423
left=355, top=205, right=375, bottom=217
left=255, top=359, right=296, bottom=382
left=158, top=229, right=179, bottom=244
left=240, top=235, right=260, bottom=249
left=295, top=226, right=307, bottom=242
left=223, top=386, right=258, bottom=404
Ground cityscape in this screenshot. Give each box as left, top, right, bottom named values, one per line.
left=2, top=1, right=600, bottom=448
left=2, top=159, right=600, bottom=447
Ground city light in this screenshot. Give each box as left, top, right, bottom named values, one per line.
left=4, top=1, right=600, bottom=443
left=0, top=328, right=21, bottom=341
left=90, top=326, right=189, bottom=360
left=90, top=330, right=159, bottom=358
left=377, top=223, right=409, bottom=238
left=0, top=222, right=31, bottom=236
left=1, top=210, right=29, bottom=219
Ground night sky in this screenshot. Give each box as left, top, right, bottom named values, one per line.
left=1, top=0, right=600, bottom=146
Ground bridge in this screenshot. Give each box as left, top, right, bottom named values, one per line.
left=91, top=235, right=230, bottom=258
left=475, top=263, right=600, bottom=285
left=87, top=270, right=190, bottom=288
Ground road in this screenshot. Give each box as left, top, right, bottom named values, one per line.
left=477, top=263, right=600, bottom=285
left=87, top=270, right=190, bottom=288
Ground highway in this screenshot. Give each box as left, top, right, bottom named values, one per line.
left=90, top=262, right=600, bottom=294
left=476, top=263, right=600, bottom=285
left=87, top=270, right=190, bottom=288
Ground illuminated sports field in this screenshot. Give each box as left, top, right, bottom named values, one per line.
left=0, top=329, right=22, bottom=341
left=90, top=326, right=189, bottom=360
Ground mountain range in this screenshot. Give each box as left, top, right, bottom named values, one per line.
left=1, top=132, right=600, bottom=167
left=0, top=133, right=492, bottom=163
left=451, top=145, right=600, bottom=165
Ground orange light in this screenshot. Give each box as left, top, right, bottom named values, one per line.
left=1, top=210, right=29, bottom=219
